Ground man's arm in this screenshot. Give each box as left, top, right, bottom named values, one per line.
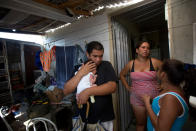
left=63, top=61, right=96, bottom=95
left=77, top=81, right=117, bottom=104
left=77, top=61, right=118, bottom=104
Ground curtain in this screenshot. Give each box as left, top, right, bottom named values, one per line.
left=56, top=46, right=76, bottom=89
left=111, top=17, right=133, bottom=131
left=56, top=45, right=87, bottom=89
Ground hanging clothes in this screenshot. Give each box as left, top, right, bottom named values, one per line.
left=56, top=46, right=76, bottom=89
left=35, top=50, right=43, bottom=71
left=56, top=45, right=87, bottom=89
left=40, top=46, right=56, bottom=72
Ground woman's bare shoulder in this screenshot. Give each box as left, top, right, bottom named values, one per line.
left=128, top=60, right=134, bottom=68
left=151, top=58, right=162, bottom=68
left=151, top=57, right=162, bottom=63
left=120, top=60, right=134, bottom=73
left=161, top=93, right=182, bottom=108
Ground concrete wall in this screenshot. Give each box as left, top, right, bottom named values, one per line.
left=193, top=23, right=196, bottom=64
left=45, top=13, right=112, bottom=61
left=167, top=0, right=196, bottom=63
left=45, top=13, right=120, bottom=130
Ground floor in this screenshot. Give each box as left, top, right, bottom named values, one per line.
left=182, top=117, right=196, bottom=131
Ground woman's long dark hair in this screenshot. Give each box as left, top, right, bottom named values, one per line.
left=161, top=59, right=196, bottom=120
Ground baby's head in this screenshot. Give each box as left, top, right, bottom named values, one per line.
left=84, top=60, right=96, bottom=74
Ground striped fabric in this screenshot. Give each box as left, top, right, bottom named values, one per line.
left=130, top=71, right=159, bottom=106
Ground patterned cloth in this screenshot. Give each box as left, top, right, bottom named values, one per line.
left=40, top=46, right=56, bottom=72
left=130, top=71, right=159, bottom=106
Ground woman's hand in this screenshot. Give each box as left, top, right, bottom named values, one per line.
left=142, top=95, right=151, bottom=105
left=126, top=85, right=132, bottom=92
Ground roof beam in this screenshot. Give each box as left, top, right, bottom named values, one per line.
left=21, top=18, right=47, bottom=30
left=0, top=0, right=74, bottom=23
left=0, top=10, right=29, bottom=24
left=36, top=20, right=57, bottom=32
left=59, top=0, right=86, bottom=8
left=33, top=0, right=92, bottom=16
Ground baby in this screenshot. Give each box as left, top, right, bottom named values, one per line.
left=75, top=60, right=97, bottom=107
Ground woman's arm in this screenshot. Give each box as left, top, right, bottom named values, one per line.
left=157, top=95, right=182, bottom=131
left=143, top=95, right=158, bottom=127
left=143, top=94, right=182, bottom=131
left=120, top=61, right=132, bottom=91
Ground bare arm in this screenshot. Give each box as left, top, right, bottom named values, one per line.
left=157, top=95, right=182, bottom=131
left=77, top=81, right=117, bottom=104
left=151, top=58, right=162, bottom=71
left=143, top=94, right=182, bottom=131
left=143, top=95, right=158, bottom=127
left=63, top=61, right=96, bottom=95
left=120, top=61, right=132, bottom=91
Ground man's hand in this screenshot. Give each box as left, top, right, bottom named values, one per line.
left=77, top=88, right=91, bottom=104
left=78, top=61, right=96, bottom=76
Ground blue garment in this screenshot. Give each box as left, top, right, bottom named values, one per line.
left=184, top=63, right=196, bottom=70
left=56, top=45, right=87, bottom=89
left=147, top=92, right=189, bottom=131
left=56, top=46, right=76, bottom=89
left=35, top=50, right=43, bottom=71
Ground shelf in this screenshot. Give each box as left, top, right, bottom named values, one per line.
left=0, top=74, right=8, bottom=77
left=12, top=84, right=24, bottom=90
left=0, top=81, right=8, bottom=83
left=9, top=69, right=20, bottom=72
left=11, top=77, right=21, bottom=81
left=0, top=41, right=13, bottom=106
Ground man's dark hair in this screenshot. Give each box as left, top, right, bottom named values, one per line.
left=86, top=41, right=104, bottom=54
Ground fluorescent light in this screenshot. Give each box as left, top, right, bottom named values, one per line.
left=106, top=0, right=144, bottom=8
left=0, top=32, right=45, bottom=45
left=45, top=23, right=71, bottom=33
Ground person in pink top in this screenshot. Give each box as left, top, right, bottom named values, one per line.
left=120, top=40, right=162, bottom=131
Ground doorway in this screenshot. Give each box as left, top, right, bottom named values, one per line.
left=111, top=0, right=169, bottom=130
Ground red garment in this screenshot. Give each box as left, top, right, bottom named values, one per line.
left=40, top=46, right=56, bottom=72
left=130, top=71, right=159, bottom=106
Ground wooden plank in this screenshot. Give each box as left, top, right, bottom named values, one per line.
left=33, top=0, right=63, bottom=10
left=33, top=0, right=91, bottom=16
left=21, top=18, right=47, bottom=30
left=59, top=0, right=86, bottom=8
